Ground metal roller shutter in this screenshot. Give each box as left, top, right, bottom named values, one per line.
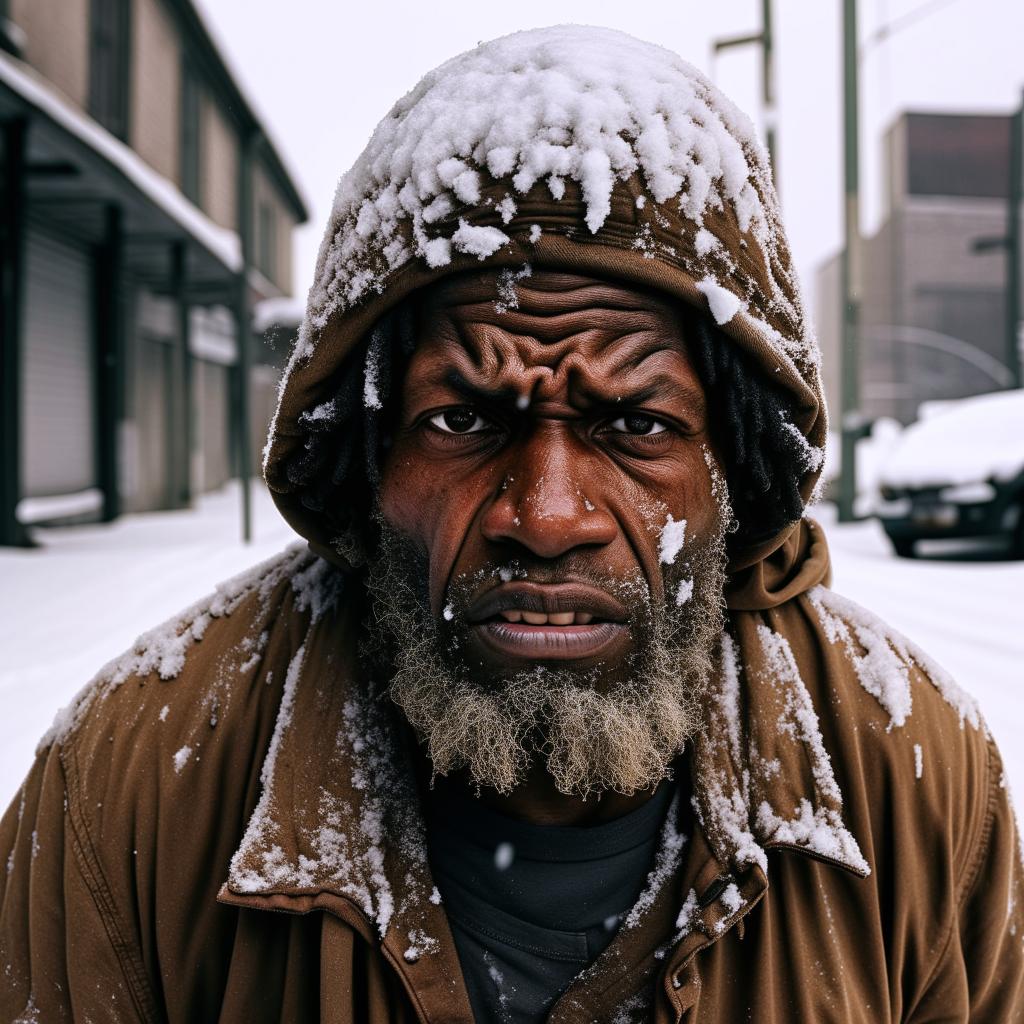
left=20, top=229, right=96, bottom=499
left=194, top=358, right=232, bottom=493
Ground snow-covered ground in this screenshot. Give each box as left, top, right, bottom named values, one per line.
left=1, top=488, right=1022, bottom=817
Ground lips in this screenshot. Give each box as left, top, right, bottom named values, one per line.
left=464, top=582, right=630, bottom=663
left=467, top=582, right=628, bottom=625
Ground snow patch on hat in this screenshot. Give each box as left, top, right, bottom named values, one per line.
left=300, top=25, right=775, bottom=343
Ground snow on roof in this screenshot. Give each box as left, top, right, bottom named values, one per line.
left=0, top=51, right=242, bottom=272
left=253, top=295, right=305, bottom=333
left=303, top=25, right=778, bottom=342
left=881, top=388, right=1024, bottom=489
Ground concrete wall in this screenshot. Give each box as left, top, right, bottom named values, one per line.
left=11, top=0, right=90, bottom=109
left=200, top=93, right=238, bottom=231
left=813, top=251, right=842, bottom=428
left=130, top=0, right=180, bottom=185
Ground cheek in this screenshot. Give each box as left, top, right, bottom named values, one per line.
left=378, top=443, right=492, bottom=612
left=610, top=445, right=722, bottom=592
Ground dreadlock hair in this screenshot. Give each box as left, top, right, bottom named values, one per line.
left=283, top=293, right=813, bottom=560
left=680, top=304, right=809, bottom=545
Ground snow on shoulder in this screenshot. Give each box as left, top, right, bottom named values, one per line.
left=300, top=26, right=785, bottom=347
left=38, top=544, right=335, bottom=752
left=808, top=585, right=981, bottom=733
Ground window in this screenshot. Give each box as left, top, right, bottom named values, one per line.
left=257, top=199, right=277, bottom=282
left=89, top=0, right=131, bottom=140
left=180, top=60, right=201, bottom=204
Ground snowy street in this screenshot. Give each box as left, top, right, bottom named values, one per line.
left=2, top=487, right=1022, bottom=814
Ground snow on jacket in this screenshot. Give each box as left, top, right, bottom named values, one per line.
left=3, top=26, right=1023, bottom=1023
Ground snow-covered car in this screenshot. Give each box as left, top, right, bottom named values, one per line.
left=874, top=389, right=1024, bottom=558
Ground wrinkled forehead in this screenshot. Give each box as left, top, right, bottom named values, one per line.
left=409, top=269, right=697, bottom=397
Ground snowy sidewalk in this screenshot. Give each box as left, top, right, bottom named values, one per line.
left=0, top=483, right=296, bottom=807
left=2, top=493, right=1022, bottom=815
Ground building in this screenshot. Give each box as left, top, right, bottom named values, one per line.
left=0, top=0, right=308, bottom=545
left=815, top=111, right=1019, bottom=427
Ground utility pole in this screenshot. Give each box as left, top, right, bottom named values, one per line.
left=837, top=0, right=863, bottom=523
left=1007, top=94, right=1023, bottom=389
left=712, top=0, right=778, bottom=187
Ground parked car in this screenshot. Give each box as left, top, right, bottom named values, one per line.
left=874, top=389, right=1024, bottom=558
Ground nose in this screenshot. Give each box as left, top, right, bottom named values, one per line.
left=480, top=424, right=617, bottom=559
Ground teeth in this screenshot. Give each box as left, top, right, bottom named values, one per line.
left=498, top=610, right=598, bottom=625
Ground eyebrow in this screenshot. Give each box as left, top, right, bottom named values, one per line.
left=440, top=369, right=706, bottom=416
left=444, top=370, right=522, bottom=408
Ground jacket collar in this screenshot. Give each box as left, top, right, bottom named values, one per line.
left=217, top=565, right=870, bottom=949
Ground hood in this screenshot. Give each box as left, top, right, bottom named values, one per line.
left=263, top=25, right=827, bottom=584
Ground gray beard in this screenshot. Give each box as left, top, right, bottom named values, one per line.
left=363, top=515, right=727, bottom=799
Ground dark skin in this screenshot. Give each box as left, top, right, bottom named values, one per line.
left=379, top=270, right=719, bottom=826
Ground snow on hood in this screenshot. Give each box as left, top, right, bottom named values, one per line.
left=880, top=389, right=1024, bottom=489
left=264, top=25, right=827, bottom=573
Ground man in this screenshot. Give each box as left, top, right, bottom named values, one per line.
left=2, top=25, right=1021, bottom=1023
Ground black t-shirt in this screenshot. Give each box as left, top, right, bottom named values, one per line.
left=425, top=782, right=675, bottom=1024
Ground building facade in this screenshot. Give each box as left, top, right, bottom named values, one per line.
left=815, top=111, right=1018, bottom=427
left=0, top=0, right=307, bottom=544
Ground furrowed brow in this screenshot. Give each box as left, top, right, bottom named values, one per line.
left=575, top=374, right=706, bottom=414
left=444, top=370, right=521, bottom=409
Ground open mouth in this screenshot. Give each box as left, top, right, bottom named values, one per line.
left=464, top=582, right=631, bottom=662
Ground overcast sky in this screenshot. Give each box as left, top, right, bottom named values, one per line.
left=194, top=0, right=1024, bottom=315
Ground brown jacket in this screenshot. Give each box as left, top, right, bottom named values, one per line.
left=2, top=525, right=1023, bottom=1022
left=5, top=27, right=1024, bottom=1022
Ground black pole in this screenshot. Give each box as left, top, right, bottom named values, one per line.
left=170, top=241, right=192, bottom=507
left=0, top=118, right=28, bottom=546
left=838, top=0, right=863, bottom=522
left=234, top=131, right=257, bottom=544
left=95, top=204, right=124, bottom=522
left=1007, top=99, right=1022, bottom=389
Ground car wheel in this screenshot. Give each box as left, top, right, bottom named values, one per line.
left=891, top=537, right=917, bottom=558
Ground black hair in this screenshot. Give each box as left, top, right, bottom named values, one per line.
left=284, top=297, right=811, bottom=554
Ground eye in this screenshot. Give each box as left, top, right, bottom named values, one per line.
left=606, top=413, right=668, bottom=436
left=428, top=407, right=491, bottom=434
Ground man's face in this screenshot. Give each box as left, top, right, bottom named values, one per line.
left=371, top=270, right=729, bottom=796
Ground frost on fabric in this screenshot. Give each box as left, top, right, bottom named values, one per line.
left=623, top=791, right=687, bottom=929
left=755, top=798, right=869, bottom=875
left=363, top=327, right=384, bottom=410
left=757, top=625, right=842, bottom=805
left=914, top=743, right=923, bottom=780
left=39, top=545, right=315, bottom=752
left=228, top=664, right=430, bottom=943
left=780, top=416, right=825, bottom=473
left=173, top=745, right=193, bottom=773
left=693, top=633, right=769, bottom=873
left=718, top=881, right=743, bottom=914
left=658, top=514, right=687, bottom=565
left=808, top=586, right=981, bottom=731
left=451, top=220, right=510, bottom=260
left=754, top=625, right=870, bottom=874
left=404, top=927, right=440, bottom=962
left=494, top=263, right=533, bottom=314
left=290, top=24, right=807, bottom=387
left=696, top=276, right=743, bottom=325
